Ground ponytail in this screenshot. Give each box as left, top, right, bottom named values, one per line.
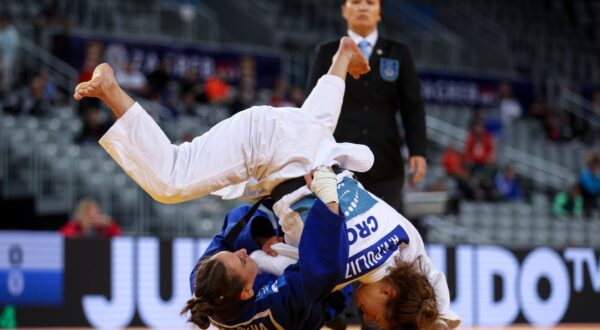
left=180, top=257, right=246, bottom=328
left=180, top=295, right=214, bottom=329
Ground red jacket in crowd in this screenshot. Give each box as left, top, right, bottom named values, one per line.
left=60, top=219, right=122, bottom=238
left=465, top=131, right=496, bottom=166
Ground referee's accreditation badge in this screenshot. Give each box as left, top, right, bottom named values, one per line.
left=380, top=58, right=400, bottom=82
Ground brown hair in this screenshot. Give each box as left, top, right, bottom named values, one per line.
left=384, top=257, right=439, bottom=329
left=180, top=257, right=246, bottom=329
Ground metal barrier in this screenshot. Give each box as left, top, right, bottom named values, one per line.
left=544, top=74, right=600, bottom=144
left=17, top=38, right=79, bottom=108
left=559, top=87, right=600, bottom=129
left=434, top=1, right=511, bottom=69
left=384, top=1, right=464, bottom=68
left=0, top=116, right=37, bottom=199
left=57, top=0, right=219, bottom=42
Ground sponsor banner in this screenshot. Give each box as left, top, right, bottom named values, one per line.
left=0, top=231, right=63, bottom=305
left=2, top=232, right=598, bottom=327
left=418, top=71, right=535, bottom=109
left=52, top=32, right=282, bottom=89
left=427, top=245, right=600, bottom=327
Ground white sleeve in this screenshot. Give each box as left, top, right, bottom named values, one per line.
left=250, top=250, right=297, bottom=276
left=98, top=102, right=262, bottom=204
left=300, top=75, right=345, bottom=133
left=399, top=220, right=461, bottom=327
left=270, top=242, right=299, bottom=259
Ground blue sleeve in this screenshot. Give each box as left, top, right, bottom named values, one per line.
left=244, top=199, right=348, bottom=328
left=294, top=199, right=348, bottom=302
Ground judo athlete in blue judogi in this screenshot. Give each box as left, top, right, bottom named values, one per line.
left=184, top=170, right=351, bottom=330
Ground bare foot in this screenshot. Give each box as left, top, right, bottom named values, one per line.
left=73, top=63, right=117, bottom=101
left=335, top=37, right=370, bottom=79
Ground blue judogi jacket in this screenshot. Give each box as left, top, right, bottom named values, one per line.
left=189, top=199, right=349, bottom=330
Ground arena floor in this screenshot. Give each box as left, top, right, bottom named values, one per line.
left=341, top=326, right=600, bottom=330
left=316, top=326, right=586, bottom=330
left=17, top=326, right=600, bottom=330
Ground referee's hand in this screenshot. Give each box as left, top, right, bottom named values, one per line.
left=409, top=156, right=427, bottom=183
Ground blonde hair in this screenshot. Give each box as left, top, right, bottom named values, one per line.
left=74, top=197, right=99, bottom=222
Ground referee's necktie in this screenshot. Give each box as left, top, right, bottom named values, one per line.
left=358, top=40, right=371, bottom=60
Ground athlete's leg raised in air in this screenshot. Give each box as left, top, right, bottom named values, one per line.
left=73, top=37, right=369, bottom=204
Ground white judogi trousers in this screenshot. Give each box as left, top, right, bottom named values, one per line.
left=99, top=75, right=373, bottom=203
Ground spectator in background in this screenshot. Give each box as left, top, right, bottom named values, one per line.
left=60, top=197, right=121, bottom=238
left=579, top=151, right=600, bottom=217
left=75, top=107, right=113, bottom=144
left=464, top=120, right=497, bottom=201
left=230, top=57, right=257, bottom=115
left=289, top=85, right=305, bottom=107
left=498, top=81, right=522, bottom=127
left=269, top=77, right=293, bottom=107
left=21, top=70, right=56, bottom=116
left=552, top=184, right=584, bottom=219
left=307, top=0, right=428, bottom=212
left=442, top=143, right=466, bottom=178
left=465, top=120, right=496, bottom=172
left=180, top=68, right=201, bottom=99
left=205, top=66, right=231, bottom=105
left=529, top=96, right=548, bottom=122
left=147, top=58, right=171, bottom=102
left=467, top=106, right=484, bottom=130
left=237, top=56, right=257, bottom=105
left=115, top=61, right=147, bottom=95
left=593, top=90, right=600, bottom=116
left=545, top=109, right=575, bottom=142
left=78, top=42, right=103, bottom=114
left=177, top=89, right=200, bottom=119
left=495, top=165, right=523, bottom=201
left=0, top=14, right=19, bottom=95
left=442, top=143, right=477, bottom=200
left=78, top=42, right=103, bottom=83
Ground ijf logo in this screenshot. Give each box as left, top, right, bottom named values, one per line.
left=380, top=58, right=400, bottom=82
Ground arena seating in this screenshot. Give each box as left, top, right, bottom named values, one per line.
left=0, top=99, right=234, bottom=237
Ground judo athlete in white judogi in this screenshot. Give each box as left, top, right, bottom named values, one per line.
left=74, top=37, right=459, bottom=330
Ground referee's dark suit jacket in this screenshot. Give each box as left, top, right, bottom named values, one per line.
left=307, top=36, right=426, bottom=207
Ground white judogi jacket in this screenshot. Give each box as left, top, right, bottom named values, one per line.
left=98, top=75, right=460, bottom=326
left=260, top=171, right=460, bottom=326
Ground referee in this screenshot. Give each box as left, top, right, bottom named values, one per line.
left=307, top=0, right=427, bottom=212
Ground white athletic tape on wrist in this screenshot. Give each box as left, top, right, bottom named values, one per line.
left=310, top=167, right=338, bottom=204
